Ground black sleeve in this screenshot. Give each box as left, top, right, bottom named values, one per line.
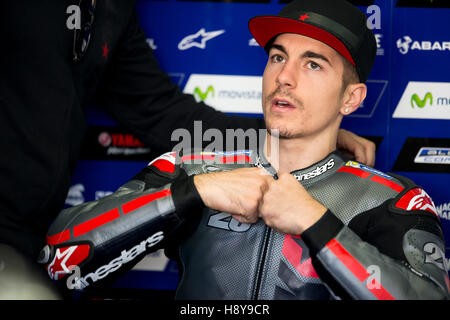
left=302, top=183, right=450, bottom=300
left=95, top=8, right=265, bottom=153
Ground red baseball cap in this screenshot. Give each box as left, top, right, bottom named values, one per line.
left=248, top=0, right=377, bottom=82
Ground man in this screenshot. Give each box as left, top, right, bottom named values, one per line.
left=0, top=1, right=374, bottom=299
left=38, top=0, right=449, bottom=299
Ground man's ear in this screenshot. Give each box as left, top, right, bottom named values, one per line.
left=340, top=83, right=367, bottom=115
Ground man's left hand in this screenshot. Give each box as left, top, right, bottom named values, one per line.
left=337, top=129, right=376, bottom=167
left=258, top=173, right=327, bottom=235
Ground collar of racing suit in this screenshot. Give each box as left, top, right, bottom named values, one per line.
left=254, top=149, right=345, bottom=185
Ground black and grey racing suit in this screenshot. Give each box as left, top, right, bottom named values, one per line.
left=38, top=150, right=450, bottom=300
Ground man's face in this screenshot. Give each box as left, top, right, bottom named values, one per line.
left=262, top=33, right=346, bottom=140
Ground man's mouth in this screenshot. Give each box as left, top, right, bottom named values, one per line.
left=271, top=99, right=296, bottom=113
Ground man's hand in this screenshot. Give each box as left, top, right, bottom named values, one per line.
left=193, top=168, right=273, bottom=224
left=337, top=129, right=376, bottom=167
left=259, top=173, right=327, bottom=235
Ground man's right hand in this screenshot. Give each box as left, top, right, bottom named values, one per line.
left=193, top=167, right=273, bottom=224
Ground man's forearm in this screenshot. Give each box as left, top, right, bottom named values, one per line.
left=302, top=210, right=450, bottom=300
left=38, top=164, right=202, bottom=290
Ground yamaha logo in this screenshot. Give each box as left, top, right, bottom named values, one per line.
left=98, top=132, right=112, bottom=147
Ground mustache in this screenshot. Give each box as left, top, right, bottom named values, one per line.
left=265, top=86, right=303, bottom=108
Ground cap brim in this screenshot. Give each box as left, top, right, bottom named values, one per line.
left=249, top=16, right=355, bottom=66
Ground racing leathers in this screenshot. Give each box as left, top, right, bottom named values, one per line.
left=38, top=150, right=450, bottom=300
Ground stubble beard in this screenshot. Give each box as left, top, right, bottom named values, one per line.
left=264, top=86, right=304, bottom=140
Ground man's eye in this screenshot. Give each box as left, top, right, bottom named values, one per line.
left=271, top=54, right=285, bottom=63
left=307, top=61, right=321, bottom=70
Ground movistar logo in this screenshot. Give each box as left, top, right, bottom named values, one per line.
left=194, top=86, right=215, bottom=101
left=393, top=82, right=450, bottom=120
left=411, top=92, right=433, bottom=108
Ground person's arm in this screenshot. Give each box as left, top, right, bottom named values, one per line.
left=38, top=152, right=203, bottom=290
left=38, top=151, right=270, bottom=290
left=304, top=202, right=449, bottom=300
left=259, top=173, right=450, bottom=300
left=94, top=8, right=264, bottom=153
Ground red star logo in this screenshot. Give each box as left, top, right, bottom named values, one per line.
left=299, top=13, right=309, bottom=21
left=102, top=42, right=109, bottom=59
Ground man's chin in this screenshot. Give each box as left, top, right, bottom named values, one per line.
left=267, top=127, right=299, bottom=140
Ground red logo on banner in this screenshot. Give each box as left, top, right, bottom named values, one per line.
left=395, top=188, right=438, bottom=217
left=47, top=245, right=90, bottom=280
left=98, top=132, right=112, bottom=147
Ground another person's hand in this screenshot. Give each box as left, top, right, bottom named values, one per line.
left=193, top=167, right=273, bottom=224
left=337, top=129, right=376, bottom=167
left=258, top=173, right=327, bottom=235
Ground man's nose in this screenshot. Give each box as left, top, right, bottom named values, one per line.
left=276, top=62, right=297, bottom=89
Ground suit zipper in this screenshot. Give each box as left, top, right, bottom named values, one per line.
left=252, top=226, right=272, bottom=300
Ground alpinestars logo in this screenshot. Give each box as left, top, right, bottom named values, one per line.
left=397, top=36, right=450, bottom=54
left=293, top=159, right=335, bottom=181
left=66, top=231, right=164, bottom=290
left=48, top=246, right=77, bottom=280
left=65, top=184, right=85, bottom=207
left=178, top=28, right=225, bottom=50
left=47, top=244, right=90, bottom=280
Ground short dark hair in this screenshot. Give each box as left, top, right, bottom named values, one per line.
left=340, top=54, right=360, bottom=92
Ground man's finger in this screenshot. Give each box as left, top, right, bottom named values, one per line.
left=355, top=140, right=375, bottom=167
left=232, top=214, right=257, bottom=224
left=365, top=141, right=376, bottom=167
left=352, top=143, right=366, bottom=165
